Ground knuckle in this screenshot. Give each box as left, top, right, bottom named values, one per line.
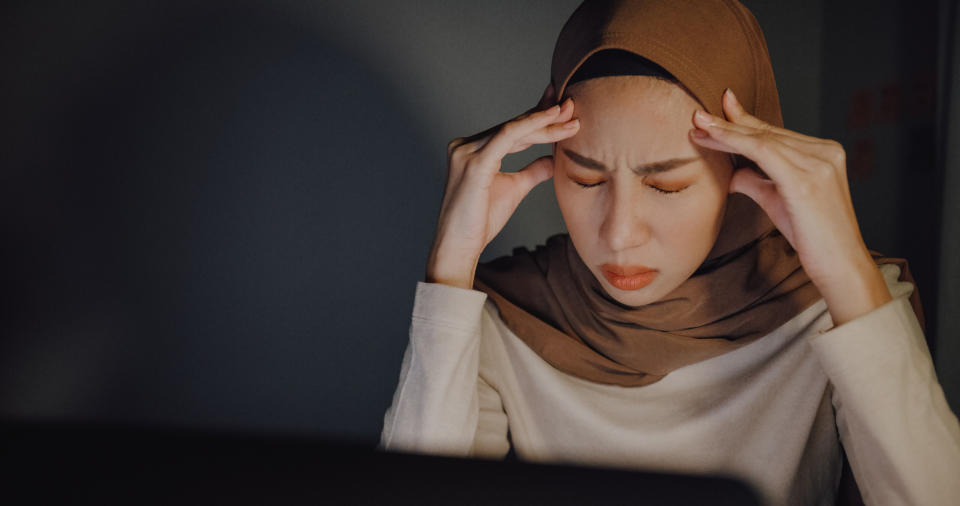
left=757, top=130, right=777, bottom=142
left=447, top=141, right=460, bottom=159
left=500, top=121, right=519, bottom=137
left=450, top=147, right=468, bottom=167
left=450, top=141, right=472, bottom=162
left=824, top=139, right=843, bottom=151
left=447, top=137, right=464, bottom=153
left=827, top=141, right=846, bottom=165
left=463, top=156, right=483, bottom=173
left=752, top=132, right=782, bottom=156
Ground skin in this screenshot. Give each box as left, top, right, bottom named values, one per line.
left=554, top=76, right=734, bottom=307
left=428, top=79, right=892, bottom=329
left=691, top=88, right=892, bottom=327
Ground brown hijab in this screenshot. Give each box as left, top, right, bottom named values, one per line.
left=472, top=0, right=925, bottom=387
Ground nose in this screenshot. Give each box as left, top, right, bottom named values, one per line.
left=598, top=182, right=652, bottom=253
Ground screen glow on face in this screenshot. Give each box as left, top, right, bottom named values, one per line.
left=553, top=76, right=733, bottom=307
left=561, top=147, right=699, bottom=194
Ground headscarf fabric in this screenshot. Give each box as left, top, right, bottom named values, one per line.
left=472, top=0, right=925, bottom=387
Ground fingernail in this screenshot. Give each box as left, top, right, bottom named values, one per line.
left=695, top=109, right=710, bottom=122
left=725, top=88, right=738, bottom=103
left=691, top=128, right=708, bottom=138
left=563, top=119, right=580, bottom=129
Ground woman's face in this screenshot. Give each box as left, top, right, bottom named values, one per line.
left=554, top=76, right=734, bottom=307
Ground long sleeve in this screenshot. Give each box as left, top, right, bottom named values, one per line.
left=808, top=278, right=960, bottom=505
left=378, top=281, right=510, bottom=458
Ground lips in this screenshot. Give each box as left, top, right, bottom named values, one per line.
left=600, top=263, right=658, bottom=290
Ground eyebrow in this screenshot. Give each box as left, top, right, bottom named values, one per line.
left=562, top=148, right=699, bottom=175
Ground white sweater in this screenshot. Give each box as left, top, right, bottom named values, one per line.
left=379, top=263, right=960, bottom=506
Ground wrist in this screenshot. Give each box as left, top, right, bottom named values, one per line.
left=424, top=272, right=475, bottom=290
left=818, top=258, right=893, bottom=327
left=425, top=246, right=480, bottom=290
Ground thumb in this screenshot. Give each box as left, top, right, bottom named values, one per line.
left=492, top=156, right=555, bottom=230
left=503, top=156, right=554, bottom=210
left=729, top=166, right=777, bottom=213
left=515, top=155, right=555, bottom=192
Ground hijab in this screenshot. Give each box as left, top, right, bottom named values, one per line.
left=471, top=0, right=925, bottom=387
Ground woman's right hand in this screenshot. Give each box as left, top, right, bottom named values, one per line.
left=425, top=83, right=580, bottom=289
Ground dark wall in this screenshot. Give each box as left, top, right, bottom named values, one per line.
left=819, top=0, right=943, bottom=355
left=0, top=1, right=439, bottom=440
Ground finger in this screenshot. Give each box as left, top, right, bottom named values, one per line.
left=692, top=116, right=841, bottom=186
left=499, top=97, right=573, bottom=150
left=475, top=98, right=571, bottom=168
left=728, top=166, right=792, bottom=243
left=460, top=104, right=549, bottom=149
left=499, top=156, right=555, bottom=213
left=693, top=121, right=842, bottom=177
left=506, top=102, right=578, bottom=153
left=689, top=115, right=803, bottom=185
left=722, top=89, right=829, bottom=146
left=508, top=119, right=580, bottom=153
left=513, top=155, right=555, bottom=191
left=691, top=122, right=814, bottom=162
left=729, top=165, right=778, bottom=209
left=694, top=107, right=822, bottom=155
left=693, top=107, right=825, bottom=162
left=461, top=93, right=570, bottom=154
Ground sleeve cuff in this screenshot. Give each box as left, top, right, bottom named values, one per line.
left=412, top=281, right=489, bottom=331
left=807, top=295, right=931, bottom=383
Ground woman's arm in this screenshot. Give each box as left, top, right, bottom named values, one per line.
left=808, top=266, right=960, bottom=505
left=691, top=88, right=960, bottom=502
left=378, top=281, right=509, bottom=458
left=381, top=83, right=567, bottom=457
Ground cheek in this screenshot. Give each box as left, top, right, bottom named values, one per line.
left=659, top=192, right=727, bottom=255
left=555, top=185, right=587, bottom=227
left=554, top=174, right=603, bottom=240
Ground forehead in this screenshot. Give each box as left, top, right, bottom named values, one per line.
left=565, top=75, right=700, bottom=118
left=562, top=76, right=703, bottom=158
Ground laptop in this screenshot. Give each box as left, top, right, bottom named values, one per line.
left=1, top=420, right=763, bottom=505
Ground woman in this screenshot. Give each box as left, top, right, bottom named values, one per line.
left=379, top=1, right=960, bottom=505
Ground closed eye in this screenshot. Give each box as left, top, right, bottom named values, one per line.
left=649, top=185, right=686, bottom=194
left=573, top=180, right=688, bottom=194
left=573, top=180, right=604, bottom=189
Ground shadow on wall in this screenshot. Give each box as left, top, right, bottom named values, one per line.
left=0, top=1, right=438, bottom=441
left=819, top=0, right=942, bottom=357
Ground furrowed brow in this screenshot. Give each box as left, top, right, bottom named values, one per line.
left=562, top=148, right=699, bottom=175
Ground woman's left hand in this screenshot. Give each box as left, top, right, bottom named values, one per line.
left=689, top=88, right=892, bottom=327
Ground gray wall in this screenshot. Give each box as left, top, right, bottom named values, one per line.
left=818, top=0, right=948, bottom=404
left=0, top=0, right=582, bottom=442
left=0, top=0, right=953, bottom=446
left=937, top=0, right=960, bottom=415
